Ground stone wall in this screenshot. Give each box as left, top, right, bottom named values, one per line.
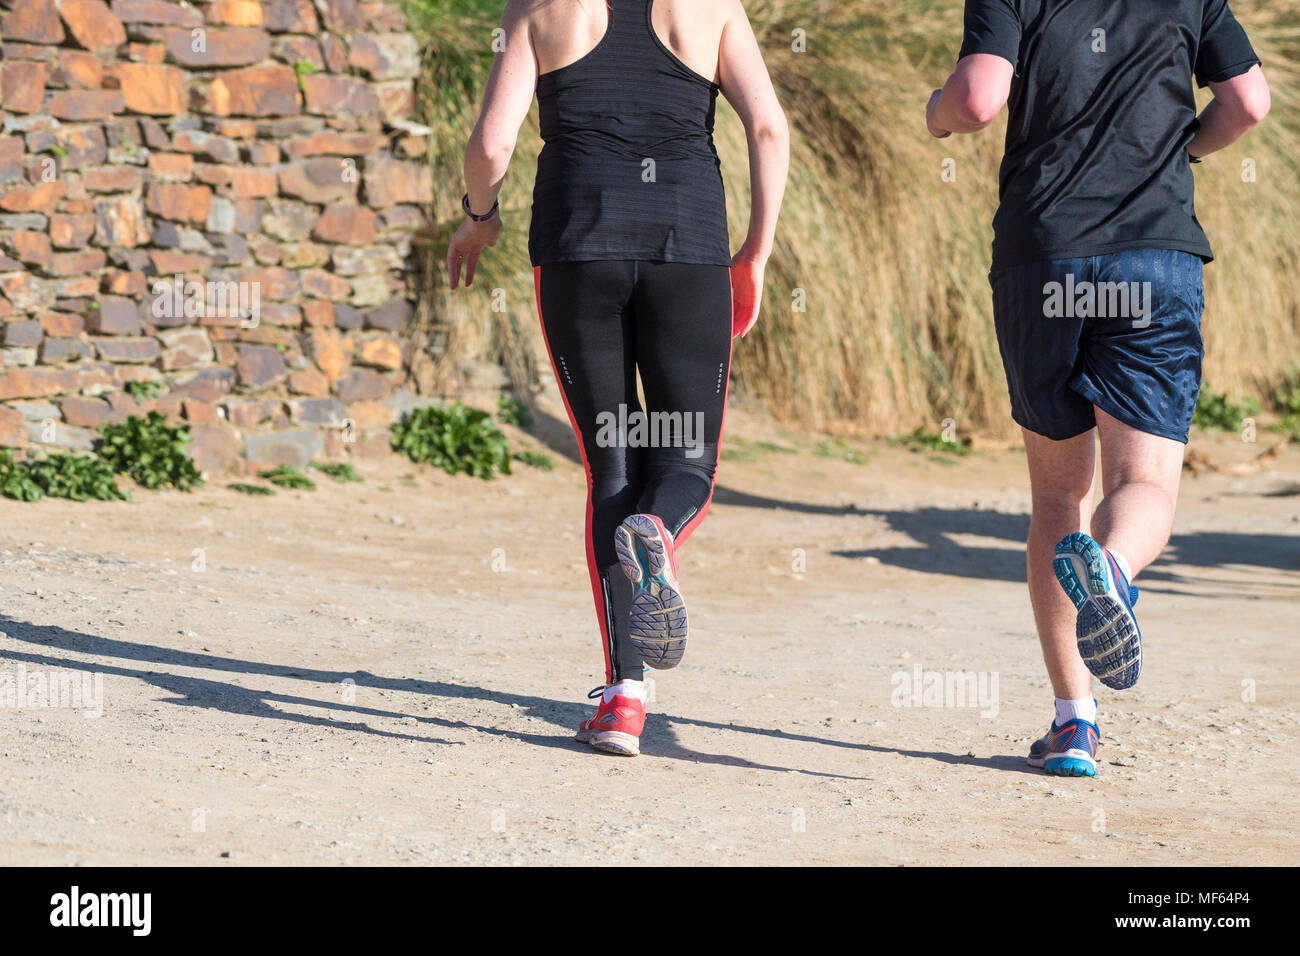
left=0, top=0, right=433, bottom=473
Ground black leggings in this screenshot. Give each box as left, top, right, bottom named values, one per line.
left=534, top=260, right=732, bottom=683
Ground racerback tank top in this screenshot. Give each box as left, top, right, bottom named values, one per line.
left=528, top=0, right=731, bottom=268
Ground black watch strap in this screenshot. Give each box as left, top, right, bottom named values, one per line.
left=462, top=193, right=499, bottom=222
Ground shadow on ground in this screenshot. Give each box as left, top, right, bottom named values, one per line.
left=0, top=615, right=1043, bottom=777
left=527, top=403, right=1297, bottom=589
left=822, top=510, right=1299, bottom=593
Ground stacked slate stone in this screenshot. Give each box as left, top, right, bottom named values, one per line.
left=0, top=0, right=432, bottom=472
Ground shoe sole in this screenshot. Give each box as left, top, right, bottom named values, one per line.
left=1053, top=532, right=1142, bottom=691
left=614, top=514, right=687, bottom=670
left=574, top=729, right=639, bottom=756
left=1028, top=749, right=1098, bottom=777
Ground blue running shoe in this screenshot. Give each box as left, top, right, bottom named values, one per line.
left=1053, top=532, right=1142, bottom=690
left=1027, top=718, right=1100, bottom=776
left=614, top=514, right=688, bottom=669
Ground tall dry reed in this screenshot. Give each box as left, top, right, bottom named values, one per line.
left=409, top=0, right=1299, bottom=435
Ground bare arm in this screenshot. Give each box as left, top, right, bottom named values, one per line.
left=448, top=0, right=537, bottom=289
left=1187, top=64, right=1270, bottom=158
left=718, top=4, right=789, bottom=263
left=717, top=2, right=788, bottom=338
left=927, top=53, right=1014, bottom=137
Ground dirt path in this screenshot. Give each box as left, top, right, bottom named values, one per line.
left=1, top=404, right=1296, bottom=865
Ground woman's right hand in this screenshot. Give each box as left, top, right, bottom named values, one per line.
left=730, top=249, right=766, bottom=339
left=446, top=214, right=502, bottom=290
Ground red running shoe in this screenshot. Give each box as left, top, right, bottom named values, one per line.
left=575, top=685, right=646, bottom=756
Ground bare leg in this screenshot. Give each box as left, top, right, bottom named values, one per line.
left=1090, top=406, right=1186, bottom=576
left=1022, top=427, right=1097, bottom=699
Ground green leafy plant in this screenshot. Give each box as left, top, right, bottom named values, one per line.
left=497, top=393, right=533, bottom=427
left=890, top=426, right=971, bottom=456
left=312, top=460, right=363, bottom=483
left=294, top=58, right=320, bottom=91
left=1193, top=386, right=1260, bottom=431
left=391, top=403, right=511, bottom=479
left=0, top=450, right=127, bottom=502
left=0, top=450, right=45, bottom=502
left=230, top=483, right=275, bottom=496
left=723, top=437, right=799, bottom=462
left=512, top=449, right=552, bottom=471
left=259, top=466, right=316, bottom=490
left=720, top=445, right=758, bottom=463
left=123, top=380, right=162, bottom=403
left=1271, top=368, right=1300, bottom=417
left=97, top=412, right=204, bottom=491
left=26, top=454, right=128, bottom=502
left=813, top=437, right=870, bottom=466
left=1267, top=368, right=1300, bottom=439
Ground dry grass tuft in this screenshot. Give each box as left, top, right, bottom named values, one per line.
left=407, top=0, right=1299, bottom=437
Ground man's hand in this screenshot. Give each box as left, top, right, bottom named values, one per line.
left=730, top=246, right=767, bottom=339
left=926, top=89, right=952, bottom=138
left=447, top=214, right=502, bottom=290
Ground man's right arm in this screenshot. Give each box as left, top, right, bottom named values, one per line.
left=927, top=0, right=1018, bottom=138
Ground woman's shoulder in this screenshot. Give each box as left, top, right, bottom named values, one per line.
left=658, top=0, right=747, bottom=30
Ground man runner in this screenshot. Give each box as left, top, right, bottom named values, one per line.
left=926, top=1, right=1270, bottom=775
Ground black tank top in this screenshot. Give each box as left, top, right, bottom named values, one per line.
left=528, top=0, right=731, bottom=268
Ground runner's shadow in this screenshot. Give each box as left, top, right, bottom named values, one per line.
left=713, top=487, right=873, bottom=516
left=638, top=714, right=868, bottom=778
left=0, top=615, right=1021, bottom=776
left=0, top=614, right=609, bottom=748
left=520, top=406, right=582, bottom=465
left=1158, top=531, right=1299, bottom=575
left=831, top=508, right=1299, bottom=589
left=645, top=713, right=1043, bottom=776
left=0, top=615, right=869, bottom=774
left=523, top=409, right=871, bottom=517
left=517, top=411, right=1298, bottom=586
left=0, top=617, right=458, bottom=744
left=832, top=507, right=1029, bottom=582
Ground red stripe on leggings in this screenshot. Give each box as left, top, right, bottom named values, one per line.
left=533, top=267, right=615, bottom=685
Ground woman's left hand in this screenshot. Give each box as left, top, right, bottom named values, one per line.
left=447, top=214, right=503, bottom=289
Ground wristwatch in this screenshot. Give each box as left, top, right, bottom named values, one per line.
left=462, top=193, right=499, bottom=222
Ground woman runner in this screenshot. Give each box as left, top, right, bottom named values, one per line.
left=447, top=0, right=788, bottom=755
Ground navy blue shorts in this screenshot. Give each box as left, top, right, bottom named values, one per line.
left=990, top=248, right=1205, bottom=443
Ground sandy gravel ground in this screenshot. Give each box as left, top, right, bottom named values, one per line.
left=1, top=401, right=1296, bottom=866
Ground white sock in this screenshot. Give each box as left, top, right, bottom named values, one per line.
left=1055, top=696, right=1097, bottom=726
left=1106, top=548, right=1133, bottom=584
left=604, top=680, right=646, bottom=703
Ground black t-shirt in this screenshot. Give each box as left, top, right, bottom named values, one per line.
left=959, top=0, right=1260, bottom=269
